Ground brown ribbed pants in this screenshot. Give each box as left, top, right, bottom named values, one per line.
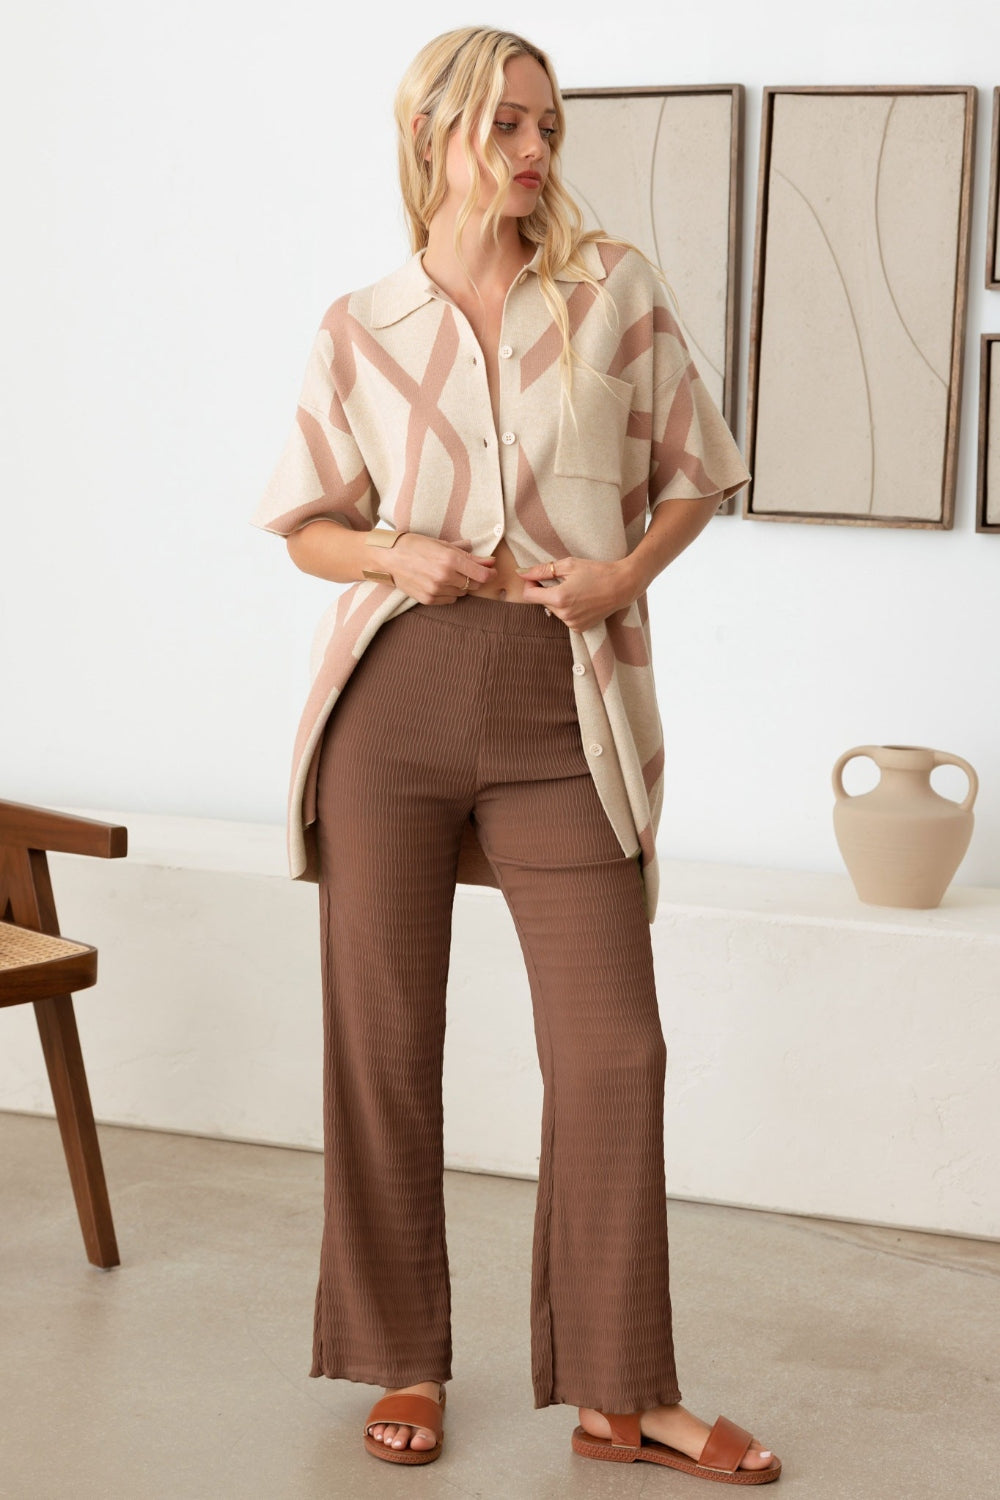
left=311, top=594, right=681, bottom=1412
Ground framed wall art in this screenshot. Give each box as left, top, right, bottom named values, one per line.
left=745, top=86, right=976, bottom=528
left=559, top=84, right=744, bottom=512
left=987, top=88, right=1000, bottom=290
left=976, top=335, right=1000, bottom=532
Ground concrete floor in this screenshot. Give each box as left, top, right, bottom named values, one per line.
left=2, top=1112, right=998, bottom=1500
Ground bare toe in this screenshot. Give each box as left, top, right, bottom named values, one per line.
left=384, top=1420, right=437, bottom=1450
left=369, top=1382, right=443, bottom=1452
left=740, top=1439, right=775, bottom=1471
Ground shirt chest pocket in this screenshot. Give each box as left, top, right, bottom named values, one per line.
left=553, top=366, right=634, bottom=488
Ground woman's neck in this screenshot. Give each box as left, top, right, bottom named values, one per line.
left=420, top=216, right=534, bottom=305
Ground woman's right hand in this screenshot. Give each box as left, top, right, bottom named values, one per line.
left=387, top=533, right=496, bottom=604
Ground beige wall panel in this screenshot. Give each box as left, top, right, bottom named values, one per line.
left=992, top=88, right=1000, bottom=287
left=988, top=343, right=1000, bottom=526
left=754, top=170, right=873, bottom=513
left=560, top=92, right=734, bottom=410
left=753, top=92, right=967, bottom=522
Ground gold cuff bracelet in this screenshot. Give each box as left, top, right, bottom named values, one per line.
left=362, top=528, right=407, bottom=584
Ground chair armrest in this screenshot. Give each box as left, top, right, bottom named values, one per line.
left=0, top=799, right=127, bottom=859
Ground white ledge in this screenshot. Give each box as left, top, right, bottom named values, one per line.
left=654, top=858, right=1000, bottom=938
left=49, top=808, right=1000, bottom=937
left=2, top=809, right=995, bottom=1238
left=49, top=806, right=289, bottom=879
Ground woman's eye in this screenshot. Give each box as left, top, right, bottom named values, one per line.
left=493, top=120, right=557, bottom=140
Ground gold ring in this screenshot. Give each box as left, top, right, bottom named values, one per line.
left=461, top=576, right=471, bottom=591
left=548, top=560, right=556, bottom=579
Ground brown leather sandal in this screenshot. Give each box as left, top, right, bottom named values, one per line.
left=362, top=1382, right=446, bottom=1466
left=571, top=1411, right=781, bottom=1485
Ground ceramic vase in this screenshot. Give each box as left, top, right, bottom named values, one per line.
left=832, top=744, right=977, bottom=909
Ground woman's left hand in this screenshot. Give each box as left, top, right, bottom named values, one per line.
left=518, top=556, right=638, bottom=633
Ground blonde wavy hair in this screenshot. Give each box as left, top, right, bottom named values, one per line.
left=393, top=25, right=680, bottom=413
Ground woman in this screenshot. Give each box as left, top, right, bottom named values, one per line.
left=251, top=25, right=780, bottom=1486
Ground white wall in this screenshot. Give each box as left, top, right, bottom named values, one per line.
left=2, top=0, right=998, bottom=880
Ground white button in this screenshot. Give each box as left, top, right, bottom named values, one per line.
left=500, top=431, right=516, bottom=445
left=572, top=663, right=585, bottom=676
left=588, top=743, right=603, bottom=756
left=492, top=523, right=504, bottom=538
left=499, top=344, right=513, bottom=358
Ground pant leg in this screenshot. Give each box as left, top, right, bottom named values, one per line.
left=471, top=619, right=682, bottom=1413
left=310, top=609, right=481, bottom=1387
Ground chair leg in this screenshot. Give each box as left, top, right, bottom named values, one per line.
left=34, top=994, right=120, bottom=1269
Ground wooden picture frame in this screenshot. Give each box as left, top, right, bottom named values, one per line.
left=976, top=335, right=1000, bottom=532
left=559, top=84, right=744, bottom=513
left=745, top=86, right=976, bottom=529
left=987, top=88, right=1000, bottom=290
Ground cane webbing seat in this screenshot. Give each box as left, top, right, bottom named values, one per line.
left=0, top=920, right=97, bottom=1005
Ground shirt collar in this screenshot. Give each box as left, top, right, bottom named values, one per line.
left=369, top=238, right=608, bottom=329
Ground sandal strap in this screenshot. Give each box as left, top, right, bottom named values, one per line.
left=698, top=1415, right=755, bottom=1472
left=363, top=1391, right=443, bottom=1440
left=604, top=1411, right=642, bottom=1449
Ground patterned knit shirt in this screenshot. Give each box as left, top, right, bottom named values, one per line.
left=251, top=235, right=751, bottom=920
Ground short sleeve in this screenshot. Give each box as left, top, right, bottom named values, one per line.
left=250, top=323, right=379, bottom=536
left=646, top=290, right=751, bottom=514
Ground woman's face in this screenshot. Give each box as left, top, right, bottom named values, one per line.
left=425, top=53, right=559, bottom=217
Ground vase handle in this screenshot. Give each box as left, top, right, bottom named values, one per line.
left=932, top=750, right=979, bottom=812
left=831, top=745, right=881, bottom=801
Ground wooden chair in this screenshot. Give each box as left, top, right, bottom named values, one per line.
left=0, top=798, right=127, bottom=1268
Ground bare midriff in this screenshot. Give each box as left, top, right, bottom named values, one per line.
left=477, top=535, right=527, bottom=601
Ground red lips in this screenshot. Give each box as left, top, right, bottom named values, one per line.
left=515, top=173, right=541, bottom=186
